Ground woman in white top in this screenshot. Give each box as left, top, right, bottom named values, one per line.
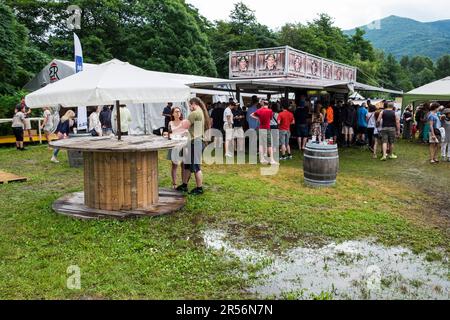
left=89, top=106, right=103, bottom=136
left=366, top=104, right=377, bottom=153
left=372, top=109, right=383, bottom=159
left=41, top=107, right=54, bottom=148
left=166, top=107, right=188, bottom=189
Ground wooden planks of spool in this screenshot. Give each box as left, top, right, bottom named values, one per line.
left=50, top=135, right=187, bottom=219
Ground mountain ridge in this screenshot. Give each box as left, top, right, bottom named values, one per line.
left=344, top=15, right=450, bottom=60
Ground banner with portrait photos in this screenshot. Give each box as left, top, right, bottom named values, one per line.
left=229, top=46, right=357, bottom=82
left=229, top=49, right=286, bottom=78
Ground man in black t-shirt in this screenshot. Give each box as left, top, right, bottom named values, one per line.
left=233, top=105, right=245, bottom=152
left=162, top=102, right=173, bottom=132
left=210, top=103, right=225, bottom=147
left=294, top=105, right=309, bottom=151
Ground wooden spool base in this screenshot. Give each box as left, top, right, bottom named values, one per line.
left=52, top=188, right=185, bottom=220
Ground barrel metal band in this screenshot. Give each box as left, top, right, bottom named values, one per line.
left=305, top=171, right=339, bottom=177
left=304, top=154, right=339, bottom=160
left=305, top=148, right=338, bottom=153
left=304, top=177, right=336, bottom=185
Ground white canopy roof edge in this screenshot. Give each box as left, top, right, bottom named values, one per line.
left=403, top=76, right=450, bottom=106
left=25, top=59, right=191, bottom=108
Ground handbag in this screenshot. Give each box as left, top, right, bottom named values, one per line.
left=270, top=114, right=278, bottom=130
left=433, top=128, right=441, bottom=137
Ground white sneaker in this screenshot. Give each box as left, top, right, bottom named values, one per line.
left=51, top=156, right=59, bottom=163
left=225, top=153, right=233, bottom=158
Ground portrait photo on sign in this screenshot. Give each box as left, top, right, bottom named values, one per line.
left=289, top=53, right=305, bottom=74
left=335, top=66, right=344, bottom=80
left=307, top=58, right=321, bottom=77
left=323, top=62, right=333, bottom=79
left=258, top=51, right=285, bottom=72
left=230, top=54, right=256, bottom=73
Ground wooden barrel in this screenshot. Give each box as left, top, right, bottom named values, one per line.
left=68, top=150, right=83, bottom=168
left=303, top=142, right=339, bottom=187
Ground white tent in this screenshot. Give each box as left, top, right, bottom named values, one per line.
left=25, top=59, right=190, bottom=108
left=403, top=76, right=450, bottom=107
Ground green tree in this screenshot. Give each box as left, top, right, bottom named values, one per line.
left=350, top=28, right=375, bottom=61
left=0, top=2, right=28, bottom=94
left=435, top=55, right=450, bottom=79
left=207, top=2, right=278, bottom=77
left=0, top=2, right=48, bottom=93
left=8, top=0, right=218, bottom=76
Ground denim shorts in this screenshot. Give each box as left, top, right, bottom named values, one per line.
left=279, top=130, right=291, bottom=146
left=183, top=140, right=204, bottom=173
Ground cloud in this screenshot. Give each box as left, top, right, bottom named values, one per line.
left=186, top=0, right=450, bottom=30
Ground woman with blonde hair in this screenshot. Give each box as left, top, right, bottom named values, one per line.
left=51, top=110, right=75, bottom=163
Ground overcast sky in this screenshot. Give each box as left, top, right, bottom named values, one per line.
left=186, top=0, right=450, bottom=30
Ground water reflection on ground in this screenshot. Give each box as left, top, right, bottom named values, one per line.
left=202, top=229, right=449, bottom=300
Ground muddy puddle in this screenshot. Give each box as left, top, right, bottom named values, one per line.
left=202, top=229, right=449, bottom=300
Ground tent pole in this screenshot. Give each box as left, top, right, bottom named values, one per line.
left=116, top=100, right=122, bottom=141
left=143, top=103, right=147, bottom=135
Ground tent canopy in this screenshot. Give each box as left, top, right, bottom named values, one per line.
left=23, top=59, right=98, bottom=92
left=187, top=78, right=403, bottom=95
left=403, top=76, right=450, bottom=106
left=25, top=59, right=191, bottom=108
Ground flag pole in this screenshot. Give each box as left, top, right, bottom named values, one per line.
left=116, top=100, right=121, bottom=141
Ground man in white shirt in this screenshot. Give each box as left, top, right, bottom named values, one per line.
left=114, top=105, right=132, bottom=135
left=223, top=102, right=236, bottom=158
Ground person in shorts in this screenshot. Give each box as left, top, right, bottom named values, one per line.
left=278, top=105, right=295, bottom=160
left=41, top=106, right=54, bottom=148
left=341, top=102, right=356, bottom=147
left=176, top=97, right=209, bottom=196
left=294, top=103, right=309, bottom=151
left=223, top=102, right=236, bottom=158
left=232, top=104, right=245, bottom=153
left=428, top=103, right=441, bottom=164
left=378, top=102, right=400, bottom=161
left=250, top=100, right=278, bottom=165
left=12, top=105, right=26, bottom=151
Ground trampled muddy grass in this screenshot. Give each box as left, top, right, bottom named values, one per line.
left=0, top=140, right=449, bottom=299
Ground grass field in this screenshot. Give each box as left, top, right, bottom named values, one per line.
left=0, top=140, right=448, bottom=299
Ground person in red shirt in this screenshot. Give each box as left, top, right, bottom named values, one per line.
left=251, top=100, right=277, bottom=165
left=325, top=105, right=336, bottom=143
left=277, top=105, right=295, bottom=160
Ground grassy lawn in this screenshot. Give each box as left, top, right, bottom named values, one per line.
left=0, top=140, right=448, bottom=299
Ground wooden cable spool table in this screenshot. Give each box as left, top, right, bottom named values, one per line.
left=50, top=135, right=186, bottom=219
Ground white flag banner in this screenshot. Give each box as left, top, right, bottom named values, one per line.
left=77, top=106, right=88, bottom=130
left=74, top=33, right=87, bottom=130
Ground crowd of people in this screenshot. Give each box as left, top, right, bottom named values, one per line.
left=10, top=94, right=450, bottom=197
left=11, top=102, right=132, bottom=163
left=413, top=102, right=450, bottom=163
left=192, top=95, right=450, bottom=165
